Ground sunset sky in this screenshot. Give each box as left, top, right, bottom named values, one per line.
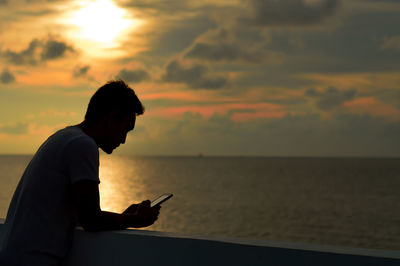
left=0, top=0, right=399, bottom=156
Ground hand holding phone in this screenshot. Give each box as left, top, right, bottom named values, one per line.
left=133, top=200, right=159, bottom=228
left=151, top=193, right=173, bottom=207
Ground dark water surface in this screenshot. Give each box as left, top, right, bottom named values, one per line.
left=1, top=155, right=399, bottom=250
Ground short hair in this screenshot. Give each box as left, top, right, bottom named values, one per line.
left=84, top=80, right=144, bottom=123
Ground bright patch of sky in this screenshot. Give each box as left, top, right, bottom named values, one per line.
left=0, top=0, right=399, bottom=156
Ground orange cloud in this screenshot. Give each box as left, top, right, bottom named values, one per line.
left=141, top=91, right=241, bottom=103
left=27, top=123, right=67, bottom=136
left=141, top=92, right=204, bottom=101
left=344, top=97, right=400, bottom=121
left=17, top=69, right=74, bottom=87
left=148, top=102, right=286, bottom=121
left=232, top=111, right=286, bottom=121
left=298, top=72, right=400, bottom=91
left=39, top=110, right=77, bottom=117
left=298, top=73, right=372, bottom=88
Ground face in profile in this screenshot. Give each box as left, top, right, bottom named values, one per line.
left=99, top=112, right=136, bottom=154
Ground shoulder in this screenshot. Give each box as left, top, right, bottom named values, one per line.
left=69, top=135, right=98, bottom=150
left=62, top=127, right=98, bottom=156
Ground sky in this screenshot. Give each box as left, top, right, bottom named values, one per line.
left=0, top=0, right=399, bottom=157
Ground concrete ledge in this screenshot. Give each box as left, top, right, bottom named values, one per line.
left=1, top=218, right=400, bottom=266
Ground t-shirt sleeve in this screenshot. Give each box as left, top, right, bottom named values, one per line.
left=65, top=136, right=100, bottom=184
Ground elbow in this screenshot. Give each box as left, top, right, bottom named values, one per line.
left=78, top=212, right=102, bottom=232
left=81, top=222, right=101, bottom=232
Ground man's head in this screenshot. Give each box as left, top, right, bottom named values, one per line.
left=84, top=80, right=144, bottom=154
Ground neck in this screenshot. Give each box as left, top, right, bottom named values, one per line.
left=76, top=120, right=101, bottom=146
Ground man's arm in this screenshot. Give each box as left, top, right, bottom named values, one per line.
left=72, top=180, right=159, bottom=232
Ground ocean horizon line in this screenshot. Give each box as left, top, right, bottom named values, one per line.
left=0, top=153, right=399, bottom=159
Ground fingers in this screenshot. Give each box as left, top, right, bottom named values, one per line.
left=151, top=205, right=160, bottom=215
left=138, top=200, right=159, bottom=214
left=140, top=200, right=151, bottom=207
left=149, top=204, right=160, bottom=220
left=136, top=199, right=161, bottom=226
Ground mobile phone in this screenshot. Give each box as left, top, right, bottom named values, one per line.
left=151, top=193, right=173, bottom=207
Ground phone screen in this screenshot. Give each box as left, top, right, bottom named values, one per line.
left=151, top=193, right=173, bottom=207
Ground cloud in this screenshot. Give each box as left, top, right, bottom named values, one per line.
left=0, top=122, right=28, bottom=134
left=40, top=39, right=74, bottom=60
left=73, top=65, right=90, bottom=78
left=241, top=0, right=341, bottom=27
left=185, top=42, right=252, bottom=62
left=305, top=87, right=356, bottom=110
left=39, top=110, right=77, bottom=117
left=184, top=40, right=284, bottom=64
left=367, top=0, right=400, bottom=3
left=117, top=68, right=150, bottom=83
left=121, top=0, right=192, bottom=13
left=381, top=36, right=400, bottom=50
left=182, top=26, right=284, bottom=64
left=162, top=60, right=229, bottom=90
left=148, top=102, right=285, bottom=121
left=2, top=36, right=75, bottom=65
left=0, top=68, right=16, bottom=84
left=3, top=39, right=40, bottom=65
left=343, top=96, right=400, bottom=121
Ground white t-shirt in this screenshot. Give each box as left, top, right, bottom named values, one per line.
left=0, top=126, right=100, bottom=265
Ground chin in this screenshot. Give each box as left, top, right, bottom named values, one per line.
left=101, top=147, right=114, bottom=154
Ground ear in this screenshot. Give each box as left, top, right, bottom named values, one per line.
left=108, top=109, right=124, bottom=122
left=100, top=111, right=117, bottom=130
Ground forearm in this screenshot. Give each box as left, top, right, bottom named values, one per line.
left=96, top=211, right=132, bottom=231
left=81, top=211, right=141, bottom=232
left=73, top=182, right=147, bottom=231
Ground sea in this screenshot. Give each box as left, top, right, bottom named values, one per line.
left=0, top=155, right=399, bottom=250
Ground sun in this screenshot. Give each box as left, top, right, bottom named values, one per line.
left=69, top=0, right=136, bottom=45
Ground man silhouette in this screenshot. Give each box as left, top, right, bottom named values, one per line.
left=0, top=80, right=160, bottom=266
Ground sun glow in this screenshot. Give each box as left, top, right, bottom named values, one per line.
left=69, top=0, right=136, bottom=45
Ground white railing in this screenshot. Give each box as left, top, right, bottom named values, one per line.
left=1, top=218, right=400, bottom=266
